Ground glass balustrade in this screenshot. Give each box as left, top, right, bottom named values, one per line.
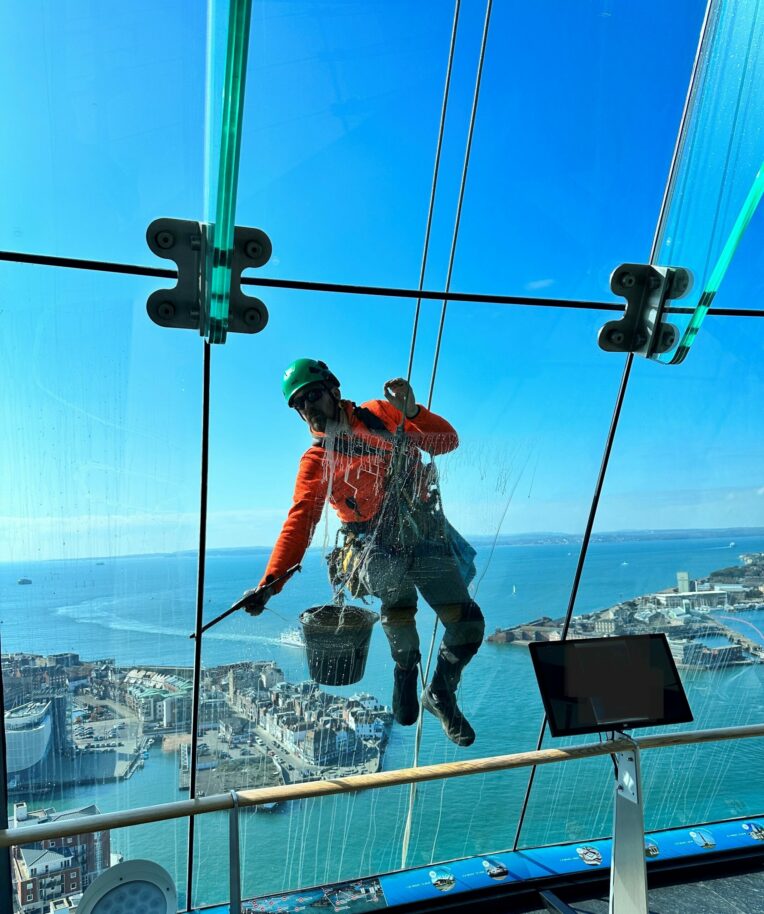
left=2, top=1, right=763, bottom=912
left=515, top=311, right=764, bottom=848
left=0, top=264, right=202, bottom=907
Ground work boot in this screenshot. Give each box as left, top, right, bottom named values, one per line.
left=392, top=664, right=420, bottom=726
left=422, top=684, right=475, bottom=747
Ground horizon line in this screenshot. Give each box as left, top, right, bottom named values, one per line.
left=2, top=525, right=763, bottom=565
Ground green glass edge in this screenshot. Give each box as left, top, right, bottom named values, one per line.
left=666, top=161, right=764, bottom=364
left=206, top=0, right=253, bottom=344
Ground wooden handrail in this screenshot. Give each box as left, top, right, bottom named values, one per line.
left=1, top=722, right=762, bottom=848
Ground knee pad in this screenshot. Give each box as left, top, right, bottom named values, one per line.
left=439, top=600, right=484, bottom=664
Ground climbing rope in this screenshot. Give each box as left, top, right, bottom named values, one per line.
left=400, top=0, right=494, bottom=870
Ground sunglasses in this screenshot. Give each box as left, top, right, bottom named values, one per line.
left=292, top=387, right=325, bottom=410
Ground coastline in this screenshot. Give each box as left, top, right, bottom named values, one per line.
left=487, top=551, right=764, bottom=670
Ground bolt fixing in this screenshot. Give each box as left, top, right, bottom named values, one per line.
left=157, top=302, right=176, bottom=320
left=156, top=231, right=175, bottom=250
left=245, top=240, right=263, bottom=260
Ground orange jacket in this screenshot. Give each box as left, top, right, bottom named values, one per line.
left=259, top=399, right=458, bottom=592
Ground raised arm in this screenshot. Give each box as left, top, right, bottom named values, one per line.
left=378, top=378, right=459, bottom=455
left=258, top=447, right=328, bottom=592
left=400, top=405, right=459, bottom=455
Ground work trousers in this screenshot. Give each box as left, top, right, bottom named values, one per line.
left=360, top=543, right=485, bottom=677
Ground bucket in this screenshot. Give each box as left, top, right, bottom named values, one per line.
left=299, top=604, right=379, bottom=686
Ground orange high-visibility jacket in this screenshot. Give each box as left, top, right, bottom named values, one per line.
left=259, top=399, right=458, bottom=592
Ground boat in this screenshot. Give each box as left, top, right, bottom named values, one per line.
left=280, top=627, right=305, bottom=648
left=17, top=578, right=32, bottom=585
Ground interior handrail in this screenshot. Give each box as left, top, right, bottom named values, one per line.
left=1, top=722, right=762, bottom=848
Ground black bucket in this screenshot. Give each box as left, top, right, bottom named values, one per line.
left=299, top=604, right=379, bottom=686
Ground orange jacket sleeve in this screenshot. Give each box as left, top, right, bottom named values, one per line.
left=259, top=447, right=328, bottom=593
left=372, top=400, right=459, bottom=455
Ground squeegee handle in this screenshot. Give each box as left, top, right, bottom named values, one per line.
left=190, top=564, right=302, bottom=639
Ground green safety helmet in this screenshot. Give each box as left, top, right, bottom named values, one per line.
left=281, top=358, right=340, bottom=406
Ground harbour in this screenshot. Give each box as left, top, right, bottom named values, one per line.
left=3, top=534, right=764, bottom=906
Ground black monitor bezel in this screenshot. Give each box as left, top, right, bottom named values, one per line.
left=529, top=633, right=693, bottom=738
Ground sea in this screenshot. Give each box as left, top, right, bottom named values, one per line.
left=2, top=534, right=764, bottom=909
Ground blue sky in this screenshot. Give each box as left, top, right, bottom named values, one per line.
left=1, top=0, right=763, bottom=562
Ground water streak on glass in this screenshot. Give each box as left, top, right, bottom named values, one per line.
left=653, top=0, right=764, bottom=363
left=205, top=0, right=253, bottom=343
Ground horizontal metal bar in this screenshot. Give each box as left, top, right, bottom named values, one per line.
left=1, top=249, right=763, bottom=317
left=0, top=249, right=176, bottom=280
left=239, top=274, right=623, bottom=312
left=1, top=723, right=762, bottom=849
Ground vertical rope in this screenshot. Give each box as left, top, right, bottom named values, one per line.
left=427, top=0, right=494, bottom=409
left=403, top=0, right=462, bottom=389
left=401, top=0, right=494, bottom=870
left=511, top=352, right=634, bottom=851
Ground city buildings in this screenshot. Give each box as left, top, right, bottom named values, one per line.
left=10, top=804, right=110, bottom=914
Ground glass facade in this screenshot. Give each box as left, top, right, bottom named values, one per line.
left=2, top=1, right=763, bottom=912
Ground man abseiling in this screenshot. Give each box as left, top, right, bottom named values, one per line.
left=242, top=358, right=484, bottom=746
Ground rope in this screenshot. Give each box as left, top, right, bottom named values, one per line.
left=401, top=0, right=494, bottom=870
left=427, top=0, right=494, bottom=410
left=403, top=0, right=462, bottom=391
left=396, top=0, right=463, bottom=866
left=510, top=353, right=635, bottom=851
left=322, top=0, right=461, bottom=620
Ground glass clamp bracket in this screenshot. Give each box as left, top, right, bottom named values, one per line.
left=145, top=216, right=272, bottom=340
left=598, top=263, right=692, bottom=359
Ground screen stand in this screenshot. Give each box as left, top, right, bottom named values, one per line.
left=609, top=732, right=648, bottom=914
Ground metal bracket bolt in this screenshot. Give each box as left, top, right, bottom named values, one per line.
left=598, top=263, right=692, bottom=359
left=145, top=217, right=272, bottom=341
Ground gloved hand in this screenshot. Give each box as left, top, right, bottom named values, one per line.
left=240, top=577, right=274, bottom=616
left=384, top=377, right=418, bottom=419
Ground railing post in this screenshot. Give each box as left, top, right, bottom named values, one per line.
left=229, top=791, right=241, bottom=913
left=610, top=741, right=648, bottom=914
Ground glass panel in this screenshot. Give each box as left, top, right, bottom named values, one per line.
left=234, top=2, right=704, bottom=295
left=235, top=0, right=459, bottom=288
left=192, top=290, right=625, bottom=905
left=192, top=288, right=417, bottom=907
left=653, top=0, right=764, bottom=362
left=0, top=2, right=208, bottom=266
left=429, top=0, right=705, bottom=302
left=0, top=264, right=201, bottom=908
left=517, top=312, right=764, bottom=847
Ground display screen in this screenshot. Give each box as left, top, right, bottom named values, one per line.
left=529, top=634, right=693, bottom=737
